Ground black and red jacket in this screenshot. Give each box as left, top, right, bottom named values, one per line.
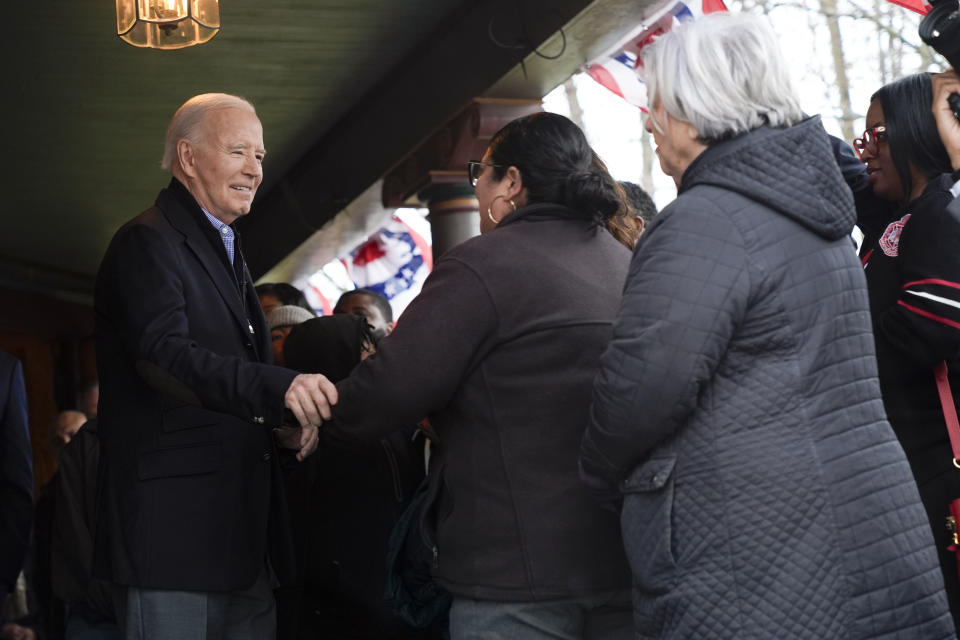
left=859, top=174, right=960, bottom=479
left=833, top=131, right=960, bottom=629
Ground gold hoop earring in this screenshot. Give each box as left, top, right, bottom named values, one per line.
left=487, top=195, right=517, bottom=225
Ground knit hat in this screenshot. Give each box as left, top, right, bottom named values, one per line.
left=267, top=305, right=314, bottom=330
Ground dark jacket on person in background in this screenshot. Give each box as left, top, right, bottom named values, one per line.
left=277, top=315, right=432, bottom=639
left=857, top=171, right=960, bottom=628
left=94, top=178, right=297, bottom=592
left=51, top=419, right=116, bottom=626
left=581, top=116, right=955, bottom=639
left=329, top=204, right=633, bottom=602
left=0, top=349, right=32, bottom=615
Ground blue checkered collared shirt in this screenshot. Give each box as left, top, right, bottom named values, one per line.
left=201, top=208, right=235, bottom=265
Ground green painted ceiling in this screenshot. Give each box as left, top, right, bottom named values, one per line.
left=1, top=1, right=465, bottom=288
left=1, top=0, right=657, bottom=302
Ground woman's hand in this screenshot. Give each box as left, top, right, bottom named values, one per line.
left=284, top=373, right=338, bottom=427
left=931, top=69, right=960, bottom=171
left=274, top=425, right=320, bottom=461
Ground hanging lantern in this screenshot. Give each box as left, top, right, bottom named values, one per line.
left=117, top=0, right=220, bottom=50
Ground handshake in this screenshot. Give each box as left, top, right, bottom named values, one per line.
left=275, top=373, right=339, bottom=461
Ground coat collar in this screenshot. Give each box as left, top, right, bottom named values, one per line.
left=497, top=202, right=596, bottom=229
left=155, top=179, right=256, bottom=348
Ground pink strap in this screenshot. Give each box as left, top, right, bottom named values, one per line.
left=935, top=361, right=960, bottom=464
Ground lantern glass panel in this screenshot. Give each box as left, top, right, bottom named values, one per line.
left=193, top=0, right=221, bottom=28
left=116, top=0, right=136, bottom=33
left=139, top=0, right=188, bottom=23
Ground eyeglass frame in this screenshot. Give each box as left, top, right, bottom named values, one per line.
left=852, top=125, right=887, bottom=160
left=467, top=160, right=505, bottom=187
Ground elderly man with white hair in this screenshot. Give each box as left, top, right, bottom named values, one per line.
left=580, top=12, right=955, bottom=639
left=94, top=94, right=337, bottom=639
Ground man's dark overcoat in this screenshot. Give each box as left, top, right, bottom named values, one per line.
left=94, top=178, right=296, bottom=591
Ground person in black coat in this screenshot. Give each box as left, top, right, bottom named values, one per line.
left=0, top=349, right=32, bottom=622
left=94, top=93, right=336, bottom=640
left=277, top=314, right=431, bottom=639
left=51, top=419, right=120, bottom=639
left=850, top=72, right=960, bottom=630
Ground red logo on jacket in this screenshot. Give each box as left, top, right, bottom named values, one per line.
left=879, top=213, right=911, bottom=257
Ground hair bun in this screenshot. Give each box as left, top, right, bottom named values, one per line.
left=565, top=170, right=621, bottom=222
left=486, top=112, right=625, bottom=224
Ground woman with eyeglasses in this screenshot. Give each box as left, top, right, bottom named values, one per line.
left=325, top=112, right=634, bottom=639
left=579, top=13, right=953, bottom=639
left=852, top=72, right=960, bottom=629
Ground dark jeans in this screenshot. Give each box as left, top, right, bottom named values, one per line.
left=65, top=611, right=121, bottom=640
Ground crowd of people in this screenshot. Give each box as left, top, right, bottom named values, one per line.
left=5, top=9, right=960, bottom=640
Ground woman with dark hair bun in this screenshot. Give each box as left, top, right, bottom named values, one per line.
left=854, top=72, right=960, bottom=630
left=324, top=111, right=634, bottom=639
left=479, top=113, right=627, bottom=231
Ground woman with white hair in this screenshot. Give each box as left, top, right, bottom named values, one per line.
left=580, top=12, right=955, bottom=639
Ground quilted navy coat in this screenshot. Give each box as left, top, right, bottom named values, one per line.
left=580, top=117, right=956, bottom=639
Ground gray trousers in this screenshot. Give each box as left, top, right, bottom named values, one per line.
left=114, top=565, right=275, bottom=640
left=450, top=589, right=633, bottom=640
